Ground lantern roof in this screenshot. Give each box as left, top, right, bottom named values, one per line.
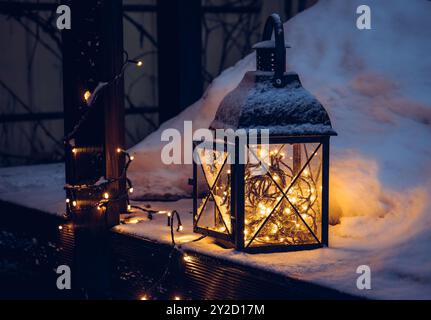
left=210, top=71, right=336, bottom=136
left=210, top=13, right=336, bottom=137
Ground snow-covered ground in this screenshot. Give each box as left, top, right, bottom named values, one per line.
left=0, top=162, right=429, bottom=299
left=1, top=0, right=431, bottom=299
left=0, top=163, right=65, bottom=216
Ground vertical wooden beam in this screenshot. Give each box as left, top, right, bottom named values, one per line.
left=62, top=0, right=125, bottom=228
left=284, top=0, right=293, bottom=19
left=157, top=0, right=202, bottom=123
left=192, top=143, right=198, bottom=232
left=321, top=137, right=330, bottom=246
left=100, top=0, right=126, bottom=227
left=233, top=137, right=245, bottom=251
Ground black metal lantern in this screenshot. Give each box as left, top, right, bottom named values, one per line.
left=192, top=14, right=337, bottom=253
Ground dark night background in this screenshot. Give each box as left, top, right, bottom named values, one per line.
left=0, top=0, right=315, bottom=168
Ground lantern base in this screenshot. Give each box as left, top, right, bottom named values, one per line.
left=195, top=228, right=327, bottom=253
left=240, top=243, right=324, bottom=254
left=212, top=239, right=325, bottom=254
left=214, top=238, right=235, bottom=250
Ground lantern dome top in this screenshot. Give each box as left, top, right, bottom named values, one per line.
left=210, top=71, right=336, bottom=136
left=210, top=13, right=336, bottom=137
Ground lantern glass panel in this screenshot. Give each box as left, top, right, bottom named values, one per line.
left=244, top=142, right=323, bottom=248
left=195, top=146, right=232, bottom=235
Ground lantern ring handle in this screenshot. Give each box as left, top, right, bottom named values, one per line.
left=262, top=14, right=286, bottom=87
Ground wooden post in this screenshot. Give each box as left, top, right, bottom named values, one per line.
left=157, top=0, right=202, bottom=123
left=62, top=0, right=126, bottom=228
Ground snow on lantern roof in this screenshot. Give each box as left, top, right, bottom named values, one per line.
left=210, top=71, right=337, bottom=136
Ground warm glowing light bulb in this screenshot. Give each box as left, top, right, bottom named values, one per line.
left=116, top=148, right=122, bottom=153
left=84, top=90, right=91, bottom=102
left=174, top=296, right=181, bottom=300
left=97, top=205, right=103, bottom=211
left=227, top=169, right=231, bottom=174
left=127, top=204, right=131, bottom=211
left=167, top=211, right=172, bottom=217
left=103, top=192, right=109, bottom=199
left=130, top=155, right=135, bottom=161
left=178, top=225, right=184, bottom=231
left=244, top=229, right=249, bottom=235
left=259, top=149, right=268, bottom=158
left=58, top=225, right=63, bottom=230
left=304, top=169, right=310, bottom=176
left=72, top=200, right=77, bottom=207
left=183, top=255, right=193, bottom=262
left=136, top=61, right=143, bottom=67
left=140, top=295, right=148, bottom=300
left=72, top=148, right=77, bottom=155
left=129, top=187, right=134, bottom=194
left=219, top=226, right=226, bottom=232
left=284, top=208, right=291, bottom=214
left=66, top=198, right=70, bottom=204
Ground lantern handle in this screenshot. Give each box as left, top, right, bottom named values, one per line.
left=262, top=14, right=286, bottom=87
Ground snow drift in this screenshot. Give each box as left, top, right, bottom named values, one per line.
left=128, top=0, right=431, bottom=298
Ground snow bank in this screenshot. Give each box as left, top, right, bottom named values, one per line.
left=127, top=0, right=431, bottom=298
left=128, top=0, right=431, bottom=233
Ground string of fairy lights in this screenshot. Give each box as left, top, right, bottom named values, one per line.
left=63, top=51, right=172, bottom=220
left=61, top=50, right=193, bottom=229
left=61, top=52, right=204, bottom=299
left=63, top=51, right=142, bottom=217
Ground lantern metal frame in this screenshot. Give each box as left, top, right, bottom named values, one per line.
left=192, top=13, right=336, bottom=253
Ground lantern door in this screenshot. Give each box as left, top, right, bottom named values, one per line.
left=193, top=141, right=234, bottom=241
left=241, top=137, right=328, bottom=252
